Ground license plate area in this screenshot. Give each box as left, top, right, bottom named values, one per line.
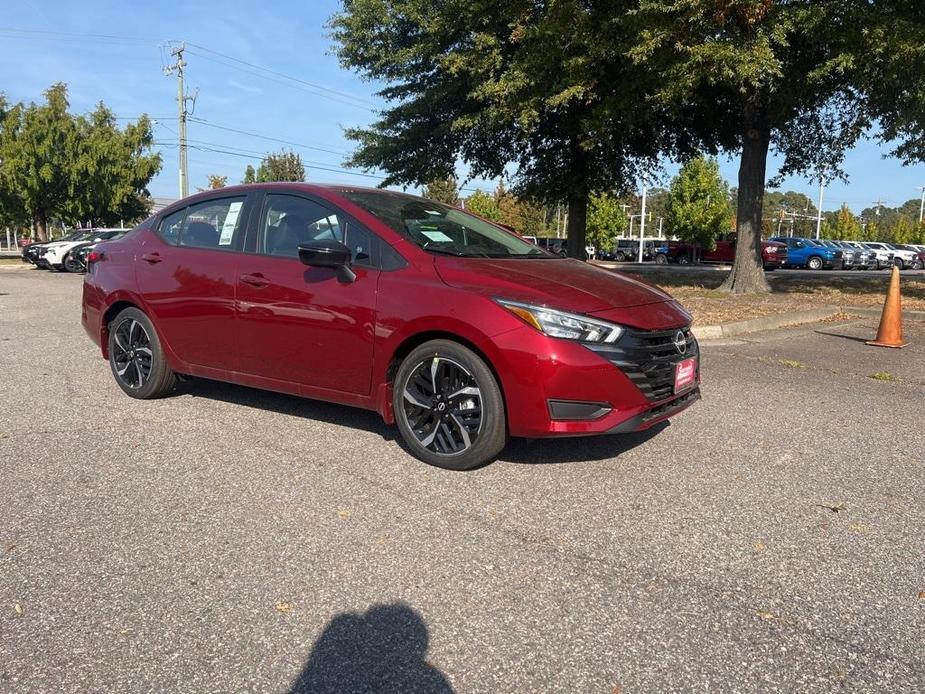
left=674, top=357, right=698, bottom=393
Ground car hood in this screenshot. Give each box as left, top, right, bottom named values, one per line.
left=434, top=257, right=673, bottom=313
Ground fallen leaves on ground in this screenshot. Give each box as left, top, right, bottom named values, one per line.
left=337, top=508, right=351, bottom=520
left=275, top=601, right=293, bottom=614
left=603, top=266, right=925, bottom=325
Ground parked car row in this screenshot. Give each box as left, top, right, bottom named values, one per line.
left=594, top=233, right=924, bottom=271
left=21, top=229, right=125, bottom=272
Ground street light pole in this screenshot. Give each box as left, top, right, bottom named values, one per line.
left=815, top=174, right=826, bottom=239
left=919, top=187, right=924, bottom=223
left=638, top=178, right=648, bottom=263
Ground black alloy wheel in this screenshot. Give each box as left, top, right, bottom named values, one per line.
left=108, top=307, right=177, bottom=399
left=393, top=340, right=506, bottom=470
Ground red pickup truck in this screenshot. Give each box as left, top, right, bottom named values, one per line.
left=654, top=234, right=788, bottom=270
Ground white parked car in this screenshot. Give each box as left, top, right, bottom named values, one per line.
left=861, top=242, right=896, bottom=270
left=883, top=243, right=919, bottom=269
left=41, top=229, right=124, bottom=271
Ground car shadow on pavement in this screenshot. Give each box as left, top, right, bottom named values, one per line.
left=288, top=603, right=453, bottom=694
left=500, top=422, right=670, bottom=465
left=175, top=377, right=397, bottom=441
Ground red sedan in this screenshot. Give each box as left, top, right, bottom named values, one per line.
left=82, top=184, right=699, bottom=469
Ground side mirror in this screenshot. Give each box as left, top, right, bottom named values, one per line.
left=298, top=240, right=355, bottom=283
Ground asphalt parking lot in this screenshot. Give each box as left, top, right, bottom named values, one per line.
left=1, top=268, right=924, bottom=693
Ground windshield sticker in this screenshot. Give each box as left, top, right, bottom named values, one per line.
left=421, top=230, right=454, bottom=243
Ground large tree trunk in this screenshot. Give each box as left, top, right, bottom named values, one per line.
left=565, top=189, right=588, bottom=260
left=34, top=210, right=49, bottom=242
left=721, top=108, right=771, bottom=294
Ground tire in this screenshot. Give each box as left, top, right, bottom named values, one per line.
left=894, top=258, right=905, bottom=269
left=677, top=255, right=691, bottom=265
left=107, top=307, right=177, bottom=399
left=807, top=255, right=823, bottom=270
left=393, top=339, right=507, bottom=470
left=655, top=253, right=668, bottom=265
left=63, top=253, right=83, bottom=273
left=913, top=259, right=924, bottom=270
left=615, top=251, right=626, bottom=262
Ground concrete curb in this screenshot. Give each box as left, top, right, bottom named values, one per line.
left=838, top=306, right=925, bottom=321
left=693, top=305, right=925, bottom=341
left=693, top=307, right=840, bottom=341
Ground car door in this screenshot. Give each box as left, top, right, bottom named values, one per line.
left=234, top=192, right=381, bottom=395
left=135, top=194, right=252, bottom=371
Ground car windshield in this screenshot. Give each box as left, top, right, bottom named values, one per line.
left=339, top=189, right=550, bottom=258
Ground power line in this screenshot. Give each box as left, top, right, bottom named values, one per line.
left=182, top=42, right=379, bottom=109
left=186, top=116, right=351, bottom=157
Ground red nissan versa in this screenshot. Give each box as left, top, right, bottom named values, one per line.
left=82, top=184, right=700, bottom=469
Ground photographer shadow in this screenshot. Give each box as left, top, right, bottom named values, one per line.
left=289, top=603, right=453, bottom=694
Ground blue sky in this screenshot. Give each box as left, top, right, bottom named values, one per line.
left=5, top=0, right=925, bottom=213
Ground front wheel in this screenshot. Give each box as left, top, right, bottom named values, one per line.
left=64, top=253, right=83, bottom=273
left=912, top=259, right=924, bottom=270
left=393, top=340, right=507, bottom=470
left=615, top=251, right=626, bottom=262
left=807, top=256, right=824, bottom=270
left=655, top=253, right=668, bottom=265
left=108, top=307, right=177, bottom=399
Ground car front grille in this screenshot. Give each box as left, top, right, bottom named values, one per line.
left=587, top=326, right=699, bottom=403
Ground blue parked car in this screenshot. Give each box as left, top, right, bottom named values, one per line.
left=769, top=237, right=843, bottom=270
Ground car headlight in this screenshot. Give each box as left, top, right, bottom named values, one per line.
left=494, top=299, right=623, bottom=343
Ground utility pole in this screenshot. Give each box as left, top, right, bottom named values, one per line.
left=164, top=43, right=191, bottom=198
left=638, top=178, right=648, bottom=263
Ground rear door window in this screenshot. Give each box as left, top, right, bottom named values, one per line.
left=157, top=197, right=247, bottom=250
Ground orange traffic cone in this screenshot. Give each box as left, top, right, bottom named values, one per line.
left=867, top=265, right=908, bottom=348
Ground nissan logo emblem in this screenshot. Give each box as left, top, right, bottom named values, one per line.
left=673, top=331, right=687, bottom=354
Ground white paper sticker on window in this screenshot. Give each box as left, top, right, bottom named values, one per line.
left=421, top=230, right=453, bottom=243
left=219, top=202, right=243, bottom=245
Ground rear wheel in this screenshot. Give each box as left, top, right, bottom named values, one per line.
left=615, top=251, right=626, bottom=262
left=107, top=307, right=177, bottom=399
left=393, top=340, right=506, bottom=470
left=677, top=254, right=691, bottom=265
left=807, top=255, right=823, bottom=270
left=655, top=253, right=668, bottom=265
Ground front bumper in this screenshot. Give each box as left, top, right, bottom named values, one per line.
left=489, top=320, right=701, bottom=438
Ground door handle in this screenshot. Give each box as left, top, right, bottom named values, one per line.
left=240, top=273, right=269, bottom=288
left=141, top=252, right=162, bottom=264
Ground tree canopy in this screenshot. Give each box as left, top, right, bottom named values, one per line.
left=330, top=0, right=672, bottom=259
left=254, top=150, right=305, bottom=182
left=626, top=0, right=925, bottom=291
left=423, top=176, right=460, bottom=206
left=0, top=84, right=160, bottom=240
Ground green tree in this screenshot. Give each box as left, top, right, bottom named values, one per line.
left=330, top=1, right=671, bottom=260
left=889, top=215, right=917, bottom=244
left=586, top=192, right=627, bottom=252
left=665, top=157, right=731, bottom=259
left=829, top=204, right=863, bottom=241
left=464, top=189, right=500, bottom=221
left=423, top=176, right=460, bottom=205
left=242, top=164, right=257, bottom=184
left=0, top=84, right=158, bottom=238
left=0, top=84, right=79, bottom=240
left=628, top=2, right=925, bottom=293
left=70, top=103, right=160, bottom=226
left=256, top=150, right=305, bottom=182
